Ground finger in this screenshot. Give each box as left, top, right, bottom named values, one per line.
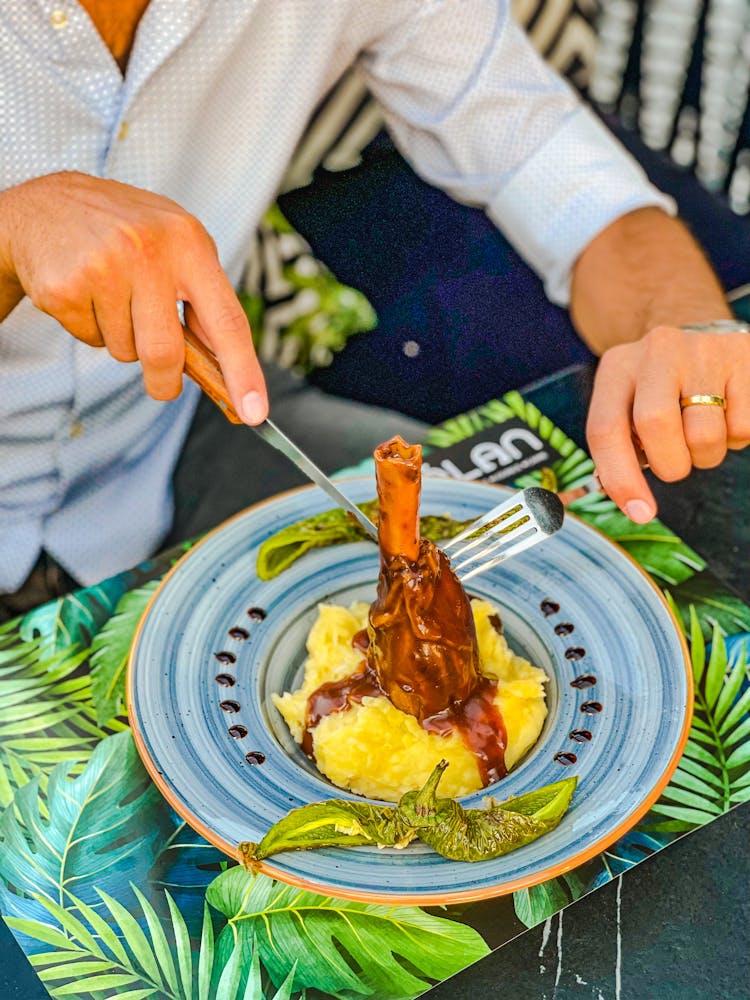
left=53, top=304, right=105, bottom=348
left=680, top=389, right=727, bottom=469
left=131, top=281, right=185, bottom=401
left=632, top=370, right=692, bottom=482
left=92, top=294, right=138, bottom=362
left=726, top=368, right=750, bottom=450
left=586, top=350, right=657, bottom=522
left=183, top=260, right=267, bottom=425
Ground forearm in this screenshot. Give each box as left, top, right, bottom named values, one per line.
left=570, top=207, right=732, bottom=354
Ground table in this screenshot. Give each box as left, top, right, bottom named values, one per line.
left=428, top=363, right=750, bottom=1000
left=1, top=363, right=748, bottom=1000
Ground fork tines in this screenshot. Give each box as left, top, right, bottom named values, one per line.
left=443, top=487, right=564, bottom=582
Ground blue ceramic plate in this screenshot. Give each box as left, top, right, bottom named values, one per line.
left=128, top=478, right=691, bottom=905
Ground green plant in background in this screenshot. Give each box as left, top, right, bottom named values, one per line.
left=240, top=205, right=377, bottom=376
left=666, top=573, right=750, bottom=641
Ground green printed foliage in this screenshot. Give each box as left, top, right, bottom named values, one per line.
left=0, top=622, right=123, bottom=811
left=10, top=869, right=485, bottom=1000
left=207, top=868, right=489, bottom=999
left=426, top=399, right=516, bottom=448
left=0, top=731, right=171, bottom=918
left=512, top=878, right=570, bottom=928
left=148, top=816, right=228, bottom=939
left=19, top=579, right=126, bottom=655
left=90, top=581, right=160, bottom=725
left=9, top=890, right=303, bottom=1000
left=572, top=509, right=705, bottom=587
left=666, top=573, right=750, bottom=640
left=651, top=610, right=750, bottom=831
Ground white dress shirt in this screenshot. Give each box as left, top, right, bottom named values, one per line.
left=0, top=0, right=673, bottom=591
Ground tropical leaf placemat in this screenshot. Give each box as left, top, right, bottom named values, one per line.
left=1, top=390, right=748, bottom=1000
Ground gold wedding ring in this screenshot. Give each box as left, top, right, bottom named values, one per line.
left=679, top=394, right=727, bottom=410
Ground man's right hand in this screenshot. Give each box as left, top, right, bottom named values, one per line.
left=0, top=171, right=268, bottom=424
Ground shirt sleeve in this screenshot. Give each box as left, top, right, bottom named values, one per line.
left=358, top=0, right=675, bottom=306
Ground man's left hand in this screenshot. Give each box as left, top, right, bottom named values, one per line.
left=586, top=325, right=750, bottom=523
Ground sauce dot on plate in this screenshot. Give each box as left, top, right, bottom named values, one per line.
left=570, top=674, right=597, bottom=689
left=554, top=622, right=575, bottom=636
left=564, top=647, right=586, bottom=661
left=580, top=701, right=602, bottom=715
left=569, top=729, right=593, bottom=742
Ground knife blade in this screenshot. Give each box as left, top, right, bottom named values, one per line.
left=251, top=418, right=378, bottom=539
left=182, top=329, right=379, bottom=540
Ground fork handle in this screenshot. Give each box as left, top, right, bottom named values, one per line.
left=182, top=328, right=243, bottom=424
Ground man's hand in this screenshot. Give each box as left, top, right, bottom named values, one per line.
left=587, top=327, right=750, bottom=522
left=0, top=171, right=268, bottom=423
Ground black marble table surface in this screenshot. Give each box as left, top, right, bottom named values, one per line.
left=1, top=363, right=747, bottom=1000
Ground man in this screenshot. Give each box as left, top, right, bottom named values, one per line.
left=1, top=0, right=747, bottom=611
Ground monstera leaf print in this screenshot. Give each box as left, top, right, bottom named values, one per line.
left=206, top=868, right=489, bottom=1000
left=19, top=578, right=127, bottom=655
left=0, top=731, right=172, bottom=931
left=10, top=867, right=488, bottom=1000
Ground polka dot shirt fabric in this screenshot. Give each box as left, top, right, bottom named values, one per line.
left=0, top=0, right=673, bottom=591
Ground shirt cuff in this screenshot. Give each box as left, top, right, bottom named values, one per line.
left=486, top=104, right=677, bottom=307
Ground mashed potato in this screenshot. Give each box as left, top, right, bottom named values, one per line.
left=273, top=599, right=548, bottom=801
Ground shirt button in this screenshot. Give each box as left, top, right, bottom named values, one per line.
left=402, top=340, right=421, bottom=358
left=70, top=420, right=83, bottom=439
left=117, top=121, right=129, bottom=141
left=50, top=9, right=68, bottom=29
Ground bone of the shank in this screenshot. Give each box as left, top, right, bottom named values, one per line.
left=368, top=436, right=481, bottom=720
left=373, top=436, right=421, bottom=563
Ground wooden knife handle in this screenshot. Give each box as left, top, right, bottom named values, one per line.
left=182, top=327, right=243, bottom=424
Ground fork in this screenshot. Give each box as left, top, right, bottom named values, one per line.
left=443, top=487, right=564, bottom=582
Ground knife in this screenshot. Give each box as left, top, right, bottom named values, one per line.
left=182, top=329, right=379, bottom=540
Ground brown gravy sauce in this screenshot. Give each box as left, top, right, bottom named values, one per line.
left=301, top=629, right=507, bottom=785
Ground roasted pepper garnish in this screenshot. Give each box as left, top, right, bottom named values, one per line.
left=238, top=762, right=577, bottom=866
left=256, top=500, right=473, bottom=580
